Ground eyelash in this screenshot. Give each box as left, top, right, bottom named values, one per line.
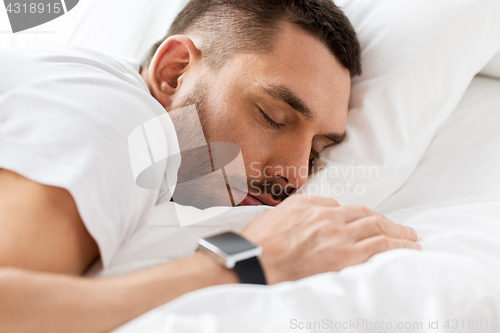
left=259, top=108, right=286, bottom=130
left=258, top=108, right=321, bottom=159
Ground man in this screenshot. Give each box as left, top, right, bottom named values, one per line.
left=0, top=0, right=421, bottom=332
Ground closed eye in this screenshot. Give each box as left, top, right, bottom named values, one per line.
left=259, top=108, right=285, bottom=130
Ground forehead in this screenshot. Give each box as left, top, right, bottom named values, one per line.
left=225, top=23, right=351, bottom=129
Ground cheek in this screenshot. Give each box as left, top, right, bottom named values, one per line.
left=200, top=75, right=273, bottom=177
left=205, top=108, right=270, bottom=178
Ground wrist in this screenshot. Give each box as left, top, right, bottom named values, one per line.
left=191, top=251, right=239, bottom=285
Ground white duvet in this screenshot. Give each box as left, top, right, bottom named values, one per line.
left=108, top=76, right=500, bottom=332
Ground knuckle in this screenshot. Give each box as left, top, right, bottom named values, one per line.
left=403, top=241, right=413, bottom=249
left=334, top=245, right=353, bottom=261
left=351, top=204, right=372, bottom=217
left=327, top=198, right=340, bottom=207
left=305, top=226, right=323, bottom=242
left=326, top=224, right=343, bottom=236
left=405, top=241, right=419, bottom=250
left=312, top=207, right=335, bottom=221
left=394, top=225, right=406, bottom=238
left=376, top=235, right=391, bottom=250
left=373, top=216, right=388, bottom=234
left=349, top=204, right=363, bottom=211
left=360, top=205, right=373, bottom=217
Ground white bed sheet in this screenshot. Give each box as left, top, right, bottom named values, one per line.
left=109, top=75, right=500, bottom=332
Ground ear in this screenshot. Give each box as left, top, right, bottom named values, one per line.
left=148, top=35, right=202, bottom=108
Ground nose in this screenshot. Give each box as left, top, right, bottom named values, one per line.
left=268, top=141, right=311, bottom=190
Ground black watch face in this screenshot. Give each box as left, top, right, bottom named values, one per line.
left=204, top=232, right=257, bottom=255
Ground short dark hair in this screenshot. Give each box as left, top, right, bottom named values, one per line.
left=144, top=0, right=362, bottom=76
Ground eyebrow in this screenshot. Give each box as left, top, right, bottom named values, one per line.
left=262, top=84, right=347, bottom=145
left=262, top=84, right=314, bottom=120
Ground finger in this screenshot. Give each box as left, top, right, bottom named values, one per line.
left=355, top=235, right=422, bottom=261
left=288, top=194, right=340, bottom=207
left=334, top=204, right=384, bottom=223
left=347, top=215, right=418, bottom=242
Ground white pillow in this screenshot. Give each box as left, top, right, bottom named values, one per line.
left=300, top=0, right=500, bottom=208
left=480, top=51, right=500, bottom=80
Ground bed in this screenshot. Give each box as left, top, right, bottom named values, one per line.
left=1, top=0, right=500, bottom=332
left=105, top=74, right=500, bottom=333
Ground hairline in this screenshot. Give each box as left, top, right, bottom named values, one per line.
left=142, top=20, right=354, bottom=80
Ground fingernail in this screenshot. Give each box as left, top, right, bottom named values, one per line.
left=414, top=243, right=422, bottom=250
left=406, top=227, right=418, bottom=240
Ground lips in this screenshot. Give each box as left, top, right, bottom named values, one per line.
left=250, top=193, right=280, bottom=206
left=240, top=194, right=265, bottom=206
left=233, top=189, right=280, bottom=207
left=237, top=192, right=280, bottom=207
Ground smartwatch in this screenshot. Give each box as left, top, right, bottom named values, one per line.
left=197, top=231, right=267, bottom=285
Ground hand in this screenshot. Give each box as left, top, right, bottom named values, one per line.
left=241, top=194, right=420, bottom=284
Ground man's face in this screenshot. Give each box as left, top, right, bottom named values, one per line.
left=156, top=23, right=351, bottom=206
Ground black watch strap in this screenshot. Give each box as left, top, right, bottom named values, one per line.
left=233, top=256, right=267, bottom=285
